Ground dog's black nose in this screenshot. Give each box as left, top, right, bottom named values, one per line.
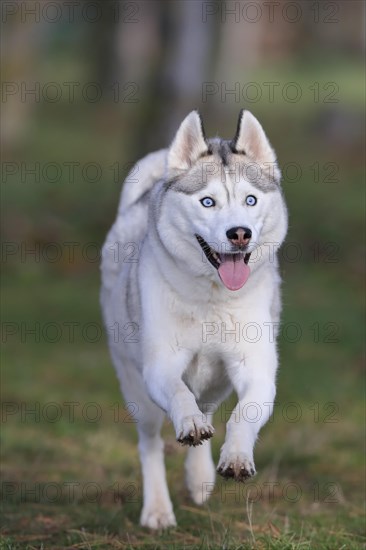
left=226, top=227, right=252, bottom=246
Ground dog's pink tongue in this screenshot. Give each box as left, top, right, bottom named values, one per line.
left=218, top=254, right=250, bottom=291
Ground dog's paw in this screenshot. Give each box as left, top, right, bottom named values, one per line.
left=140, top=507, right=177, bottom=530
left=177, top=415, right=214, bottom=446
left=217, top=453, right=256, bottom=482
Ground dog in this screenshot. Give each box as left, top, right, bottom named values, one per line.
left=100, top=110, right=288, bottom=529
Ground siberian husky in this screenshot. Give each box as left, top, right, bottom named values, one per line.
left=101, top=110, right=288, bottom=528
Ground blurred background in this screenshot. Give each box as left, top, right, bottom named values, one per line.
left=1, top=1, right=365, bottom=547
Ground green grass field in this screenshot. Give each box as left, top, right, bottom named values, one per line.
left=1, top=62, right=365, bottom=548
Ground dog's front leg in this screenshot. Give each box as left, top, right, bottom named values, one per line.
left=218, top=341, right=277, bottom=480
left=143, top=349, right=215, bottom=446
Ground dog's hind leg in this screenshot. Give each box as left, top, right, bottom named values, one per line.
left=138, top=409, right=176, bottom=529
left=116, top=362, right=176, bottom=529
left=185, top=413, right=216, bottom=505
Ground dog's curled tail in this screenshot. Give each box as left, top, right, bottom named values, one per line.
left=117, top=149, right=167, bottom=214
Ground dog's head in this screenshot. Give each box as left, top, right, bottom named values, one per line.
left=156, top=110, right=288, bottom=291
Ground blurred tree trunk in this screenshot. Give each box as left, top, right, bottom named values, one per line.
left=114, top=0, right=217, bottom=157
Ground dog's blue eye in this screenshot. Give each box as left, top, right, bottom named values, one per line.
left=246, top=195, right=257, bottom=206
left=200, top=197, right=215, bottom=208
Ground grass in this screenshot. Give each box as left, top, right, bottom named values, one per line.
left=1, top=56, right=365, bottom=547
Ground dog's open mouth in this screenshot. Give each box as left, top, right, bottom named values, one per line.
left=195, top=234, right=251, bottom=291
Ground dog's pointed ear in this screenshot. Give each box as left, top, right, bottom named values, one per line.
left=233, top=110, right=277, bottom=166
left=167, top=111, right=207, bottom=172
